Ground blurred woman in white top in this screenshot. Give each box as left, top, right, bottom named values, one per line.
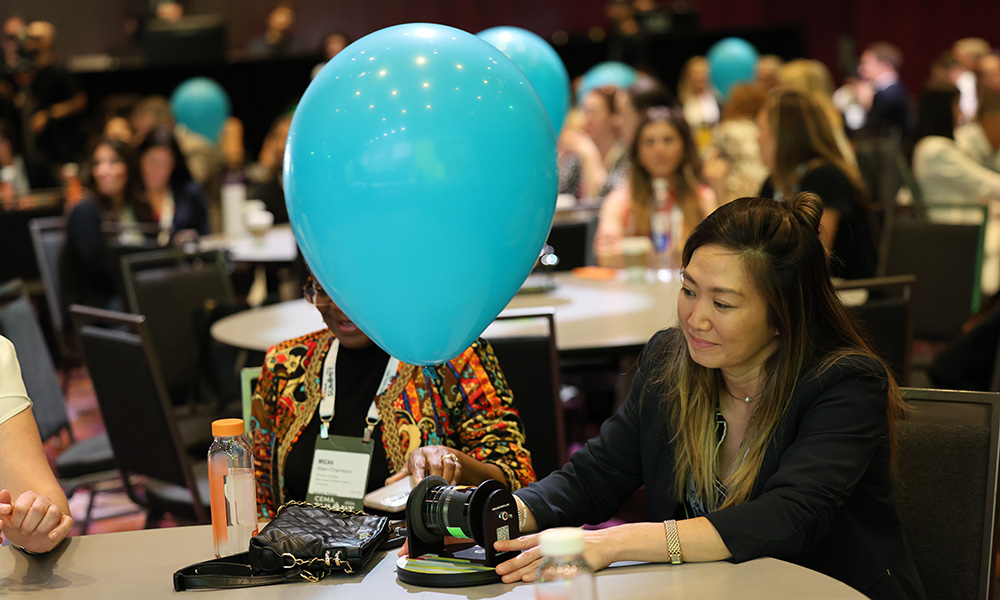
left=0, top=335, right=74, bottom=553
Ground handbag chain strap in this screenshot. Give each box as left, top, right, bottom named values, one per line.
left=281, top=549, right=353, bottom=580
left=275, top=498, right=371, bottom=516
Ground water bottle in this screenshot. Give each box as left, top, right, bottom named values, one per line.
left=535, top=528, right=597, bottom=600
left=208, top=418, right=258, bottom=557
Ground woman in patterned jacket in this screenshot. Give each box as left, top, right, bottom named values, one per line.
left=250, top=275, right=535, bottom=517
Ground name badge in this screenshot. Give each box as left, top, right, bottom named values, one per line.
left=305, top=434, right=374, bottom=510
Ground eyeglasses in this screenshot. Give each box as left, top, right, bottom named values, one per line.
left=302, top=278, right=332, bottom=306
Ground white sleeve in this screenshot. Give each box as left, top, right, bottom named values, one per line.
left=915, top=137, right=1000, bottom=204
left=0, top=336, right=32, bottom=426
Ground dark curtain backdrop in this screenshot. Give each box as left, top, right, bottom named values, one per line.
left=5, top=0, right=1000, bottom=93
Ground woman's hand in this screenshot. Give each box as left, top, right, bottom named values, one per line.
left=385, top=446, right=467, bottom=487
left=493, top=529, right=614, bottom=583
left=0, top=489, right=74, bottom=554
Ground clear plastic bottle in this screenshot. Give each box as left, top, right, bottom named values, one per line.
left=208, top=418, right=259, bottom=557
left=535, top=528, right=597, bottom=600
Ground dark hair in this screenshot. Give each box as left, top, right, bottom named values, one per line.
left=625, top=75, right=676, bottom=113
left=87, top=137, right=152, bottom=222
left=135, top=126, right=193, bottom=190
left=914, top=82, right=960, bottom=141
left=660, top=194, right=903, bottom=508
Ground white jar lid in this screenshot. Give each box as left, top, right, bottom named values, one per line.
left=539, top=527, right=585, bottom=556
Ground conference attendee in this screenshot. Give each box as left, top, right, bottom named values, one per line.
left=956, top=86, right=1000, bottom=174
left=250, top=275, right=536, bottom=518
left=912, top=82, right=1000, bottom=207
left=778, top=59, right=857, bottom=166
left=754, top=54, right=783, bottom=92
left=60, top=138, right=155, bottom=314
left=758, top=88, right=876, bottom=280
left=15, top=21, right=87, bottom=165
left=246, top=1, right=303, bottom=59
left=490, top=195, right=926, bottom=600
left=559, top=87, right=628, bottom=199
left=702, top=84, right=768, bottom=204
left=311, top=30, right=351, bottom=79
left=0, top=117, right=55, bottom=196
left=136, top=126, right=210, bottom=243
left=594, top=107, right=715, bottom=266
left=953, top=37, right=990, bottom=123
left=678, top=56, right=720, bottom=143
left=912, top=82, right=1000, bottom=294
left=0, top=335, right=74, bottom=554
left=857, top=42, right=909, bottom=138
left=246, top=113, right=292, bottom=223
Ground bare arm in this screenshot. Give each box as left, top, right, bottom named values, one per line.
left=593, top=187, right=630, bottom=267
left=0, top=408, right=73, bottom=552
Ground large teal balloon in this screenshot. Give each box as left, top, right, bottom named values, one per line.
left=707, top=37, right=759, bottom=100
left=285, top=23, right=558, bottom=365
left=577, top=61, right=638, bottom=101
left=170, top=77, right=230, bottom=142
left=477, top=26, right=571, bottom=134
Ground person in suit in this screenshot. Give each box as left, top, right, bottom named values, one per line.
left=858, top=42, right=909, bottom=138
left=489, top=195, right=925, bottom=600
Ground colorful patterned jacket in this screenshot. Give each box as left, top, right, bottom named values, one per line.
left=250, top=328, right=536, bottom=517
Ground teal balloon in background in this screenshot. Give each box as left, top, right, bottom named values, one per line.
left=477, top=26, right=571, bottom=134
left=285, top=23, right=558, bottom=365
left=170, top=77, right=230, bottom=142
left=706, top=37, right=759, bottom=100
left=577, top=61, right=638, bottom=101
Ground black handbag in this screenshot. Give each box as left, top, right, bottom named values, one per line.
left=173, top=500, right=391, bottom=591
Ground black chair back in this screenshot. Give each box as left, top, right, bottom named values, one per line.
left=883, top=220, right=983, bottom=341
left=896, top=388, right=1000, bottom=600
left=485, top=308, right=566, bottom=479
left=70, top=304, right=208, bottom=522
left=28, top=216, right=67, bottom=336
left=121, top=248, right=235, bottom=400
left=0, top=204, right=62, bottom=284
left=837, top=275, right=915, bottom=385
left=0, top=278, right=69, bottom=441
left=546, top=216, right=598, bottom=272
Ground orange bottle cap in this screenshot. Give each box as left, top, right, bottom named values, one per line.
left=212, top=418, right=246, bottom=437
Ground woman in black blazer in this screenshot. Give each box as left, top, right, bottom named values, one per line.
left=493, top=194, right=925, bottom=600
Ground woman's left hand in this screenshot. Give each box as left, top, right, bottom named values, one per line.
left=493, top=529, right=613, bottom=583
left=385, top=446, right=467, bottom=486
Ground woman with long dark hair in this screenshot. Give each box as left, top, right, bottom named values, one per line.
left=136, top=126, right=210, bottom=242
left=594, top=107, right=716, bottom=266
left=758, top=88, right=876, bottom=279
left=60, top=138, right=154, bottom=313
left=491, top=194, right=925, bottom=600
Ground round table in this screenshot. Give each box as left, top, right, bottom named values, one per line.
left=0, top=525, right=867, bottom=599
left=211, top=271, right=683, bottom=354
left=199, top=223, right=299, bottom=263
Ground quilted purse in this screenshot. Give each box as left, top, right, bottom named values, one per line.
left=173, top=500, right=390, bottom=590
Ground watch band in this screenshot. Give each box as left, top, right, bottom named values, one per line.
left=663, top=520, right=683, bottom=565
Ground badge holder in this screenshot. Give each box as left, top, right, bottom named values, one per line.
left=395, top=476, right=520, bottom=587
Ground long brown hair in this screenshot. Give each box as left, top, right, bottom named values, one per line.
left=87, top=137, right=154, bottom=223
left=628, top=107, right=703, bottom=237
left=656, top=193, right=903, bottom=510
left=766, top=88, right=867, bottom=205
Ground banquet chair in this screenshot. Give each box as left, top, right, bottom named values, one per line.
left=835, top=275, right=915, bottom=385
left=70, top=305, right=210, bottom=525
left=895, top=387, right=1000, bottom=600
left=0, top=278, right=119, bottom=530
left=484, top=308, right=566, bottom=479
left=120, top=248, right=236, bottom=408
left=883, top=219, right=983, bottom=341
left=28, top=216, right=79, bottom=386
